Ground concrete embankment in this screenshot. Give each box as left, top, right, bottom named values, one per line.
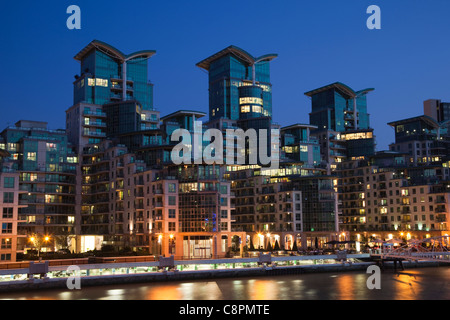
left=0, top=258, right=445, bottom=294
left=0, top=262, right=373, bottom=293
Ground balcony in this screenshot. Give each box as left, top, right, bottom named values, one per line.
left=435, top=207, right=447, bottom=214
left=82, top=130, right=106, bottom=138
left=84, top=121, right=106, bottom=128
left=83, top=110, right=106, bottom=117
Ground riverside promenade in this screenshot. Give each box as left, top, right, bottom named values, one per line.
left=0, top=252, right=441, bottom=293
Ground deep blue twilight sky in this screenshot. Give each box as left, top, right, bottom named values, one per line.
left=1, top=0, right=450, bottom=150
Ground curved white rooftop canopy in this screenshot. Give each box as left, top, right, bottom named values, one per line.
left=74, top=40, right=156, bottom=63
left=196, top=45, right=278, bottom=71
left=304, top=82, right=375, bottom=99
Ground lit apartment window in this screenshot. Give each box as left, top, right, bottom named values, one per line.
left=240, top=105, right=250, bottom=113
left=252, top=105, right=262, bottom=113
left=26, top=152, right=36, bottom=161
left=168, top=183, right=176, bottom=193
left=7, top=143, right=17, bottom=152
left=1, top=239, right=12, bottom=249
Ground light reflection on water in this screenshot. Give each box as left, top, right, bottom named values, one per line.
left=1, top=267, right=449, bottom=300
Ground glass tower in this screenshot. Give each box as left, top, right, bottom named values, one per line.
left=73, top=40, right=156, bottom=111
left=306, top=82, right=373, bottom=132
left=196, top=45, right=277, bottom=121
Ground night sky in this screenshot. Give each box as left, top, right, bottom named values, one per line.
left=2, top=0, right=450, bottom=150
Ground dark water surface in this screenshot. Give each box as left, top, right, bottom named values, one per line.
left=1, top=267, right=449, bottom=300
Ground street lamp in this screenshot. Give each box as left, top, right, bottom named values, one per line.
left=28, top=234, right=51, bottom=258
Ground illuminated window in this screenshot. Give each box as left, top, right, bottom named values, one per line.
left=341, top=132, right=373, bottom=140
left=241, top=105, right=250, bottom=113
left=46, top=143, right=57, bottom=151
left=252, top=105, right=262, bottom=113
left=88, top=78, right=95, bottom=86
left=284, top=146, right=293, bottom=153
left=300, top=145, right=308, bottom=152
left=96, top=78, right=108, bottom=87
left=7, top=143, right=16, bottom=152
left=239, top=97, right=263, bottom=105
left=26, top=152, right=36, bottom=161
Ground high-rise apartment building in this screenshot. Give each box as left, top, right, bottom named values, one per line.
left=0, top=149, right=27, bottom=262
left=0, top=121, right=78, bottom=255
left=67, top=40, right=159, bottom=151
left=226, top=164, right=338, bottom=250
left=305, top=82, right=376, bottom=169
left=280, top=124, right=321, bottom=166
left=424, top=99, right=450, bottom=123
left=197, top=45, right=277, bottom=121
left=338, top=153, right=450, bottom=243
left=388, top=115, right=450, bottom=166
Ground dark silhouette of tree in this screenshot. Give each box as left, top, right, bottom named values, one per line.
left=291, top=241, right=298, bottom=251
left=249, top=237, right=255, bottom=251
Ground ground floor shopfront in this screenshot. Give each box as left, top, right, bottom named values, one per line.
left=151, top=231, right=247, bottom=260
left=246, top=231, right=342, bottom=252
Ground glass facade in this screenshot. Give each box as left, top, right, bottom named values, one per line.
left=0, top=122, right=77, bottom=238
left=198, top=47, right=275, bottom=121
left=308, top=83, right=371, bottom=132
left=73, top=41, right=155, bottom=111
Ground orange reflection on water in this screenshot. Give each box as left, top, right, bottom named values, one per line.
left=146, top=285, right=181, bottom=300
left=247, top=280, right=279, bottom=300
left=392, top=272, right=421, bottom=300
left=335, top=274, right=355, bottom=300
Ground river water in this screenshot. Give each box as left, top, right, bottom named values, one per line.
left=1, top=267, right=449, bottom=300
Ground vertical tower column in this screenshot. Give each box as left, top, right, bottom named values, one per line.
left=122, top=61, right=127, bottom=101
